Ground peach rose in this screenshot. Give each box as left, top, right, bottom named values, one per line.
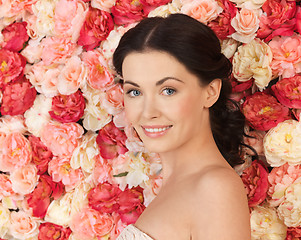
left=91, top=0, right=116, bottom=12
left=70, top=207, right=114, bottom=239
left=268, top=163, right=301, bottom=207
left=0, top=115, right=27, bottom=135
left=54, top=0, right=89, bottom=42
left=40, top=121, right=84, bottom=157
left=41, top=36, right=81, bottom=65
left=10, top=164, right=39, bottom=195
left=10, top=210, right=39, bottom=239
left=229, top=0, right=266, bottom=9
left=92, top=154, right=113, bottom=185
left=143, top=173, right=163, bottom=206
left=0, top=132, right=32, bottom=173
left=82, top=49, right=114, bottom=90
left=181, top=0, right=223, bottom=24
left=48, top=156, right=84, bottom=191
left=102, top=83, right=124, bottom=115
left=269, top=34, right=301, bottom=78
left=57, top=56, right=87, bottom=95
left=21, top=39, right=43, bottom=64
left=0, top=174, right=14, bottom=200
left=231, top=7, right=260, bottom=43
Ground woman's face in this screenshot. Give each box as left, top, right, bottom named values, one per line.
left=122, top=50, right=211, bottom=153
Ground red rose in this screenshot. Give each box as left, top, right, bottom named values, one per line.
left=38, top=222, right=72, bottom=240
left=118, top=186, right=145, bottom=224
left=111, top=0, right=147, bottom=25
left=230, top=75, right=253, bottom=101
left=242, top=92, right=291, bottom=131
left=208, top=0, right=237, bottom=40
left=28, top=135, right=53, bottom=175
left=286, top=227, right=301, bottom=240
left=257, top=0, right=297, bottom=42
left=88, top=182, right=121, bottom=213
left=96, top=121, right=128, bottom=160
left=0, top=48, right=26, bottom=89
left=78, top=7, right=114, bottom=51
left=272, top=75, right=301, bottom=109
left=139, top=0, right=171, bottom=14
left=241, top=160, right=269, bottom=207
left=0, top=22, right=29, bottom=52
left=26, top=175, right=64, bottom=218
left=0, top=77, right=36, bottom=116
left=49, top=90, right=85, bottom=123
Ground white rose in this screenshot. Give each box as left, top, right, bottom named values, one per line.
left=148, top=1, right=181, bottom=17
left=250, top=205, right=287, bottom=240
left=71, top=131, right=99, bottom=173
left=0, top=115, right=27, bottom=135
left=91, top=0, right=116, bottom=12
left=230, top=0, right=266, bottom=9
left=0, top=203, right=10, bottom=238
left=232, top=38, right=273, bottom=90
left=24, top=95, right=52, bottom=137
left=263, top=120, right=301, bottom=167
left=21, top=39, right=43, bottom=64
left=82, top=86, right=112, bottom=131
left=221, top=38, right=239, bottom=59
left=277, top=182, right=301, bottom=227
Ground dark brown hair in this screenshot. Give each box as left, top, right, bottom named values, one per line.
left=113, top=13, right=249, bottom=167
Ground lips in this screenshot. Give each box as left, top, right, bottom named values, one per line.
left=141, top=125, right=172, bottom=138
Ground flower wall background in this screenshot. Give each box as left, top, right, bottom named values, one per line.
left=1, top=0, right=301, bottom=239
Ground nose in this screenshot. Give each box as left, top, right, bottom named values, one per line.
left=142, top=95, right=160, bottom=119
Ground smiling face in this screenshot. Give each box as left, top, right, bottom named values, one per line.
left=122, top=50, right=215, bottom=154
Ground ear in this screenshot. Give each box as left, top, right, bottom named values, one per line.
left=204, top=78, right=222, bottom=108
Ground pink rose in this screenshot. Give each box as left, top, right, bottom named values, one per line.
left=0, top=48, right=26, bottom=89
left=0, top=132, right=32, bottom=173
left=70, top=207, right=114, bottom=239
left=269, top=34, right=301, bottom=78
left=10, top=164, right=39, bottom=195
left=208, top=0, right=237, bottom=40
left=48, top=156, right=83, bottom=190
left=92, top=154, right=113, bottom=184
left=103, top=83, right=124, bottom=115
left=140, top=0, right=171, bottom=14
left=49, top=90, right=85, bottom=123
left=181, top=0, right=223, bottom=24
left=41, top=37, right=79, bottom=65
left=9, top=0, right=38, bottom=16
left=54, top=0, right=88, bottom=41
left=257, top=0, right=297, bottom=42
left=272, top=75, right=301, bottom=109
left=38, top=222, right=72, bottom=240
left=111, top=0, right=147, bottom=25
left=40, top=121, right=84, bottom=157
left=230, top=8, right=260, bottom=43
left=96, top=121, right=128, bottom=160
left=268, top=163, right=301, bottom=207
left=118, top=186, right=145, bottom=224
left=26, top=175, right=64, bottom=218
left=10, top=211, right=39, bottom=239
left=286, top=227, right=301, bottom=240
left=28, top=135, right=53, bottom=175
left=241, top=160, right=269, bottom=207
left=0, top=22, right=29, bottom=52
left=110, top=212, right=127, bottom=240
left=242, top=92, right=291, bottom=131
left=88, top=182, right=121, bottom=213
left=82, top=50, right=114, bottom=90
left=78, top=7, right=114, bottom=51
left=0, top=77, right=37, bottom=116
left=0, top=173, right=15, bottom=200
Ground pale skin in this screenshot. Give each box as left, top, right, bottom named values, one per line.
left=122, top=50, right=251, bottom=240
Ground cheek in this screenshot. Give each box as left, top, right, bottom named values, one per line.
left=124, top=98, right=140, bottom=124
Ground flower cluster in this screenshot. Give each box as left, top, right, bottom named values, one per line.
left=1, top=0, right=301, bottom=239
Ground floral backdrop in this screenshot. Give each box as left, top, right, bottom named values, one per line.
left=1, top=0, right=301, bottom=239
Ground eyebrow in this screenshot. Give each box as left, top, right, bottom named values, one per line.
left=123, top=77, right=184, bottom=87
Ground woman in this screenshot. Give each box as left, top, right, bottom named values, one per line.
left=113, top=13, right=251, bottom=240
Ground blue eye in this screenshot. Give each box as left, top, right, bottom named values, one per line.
left=127, top=89, right=141, bottom=97
left=162, top=88, right=176, bottom=96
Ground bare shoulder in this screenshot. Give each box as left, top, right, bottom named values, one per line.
left=187, top=166, right=251, bottom=240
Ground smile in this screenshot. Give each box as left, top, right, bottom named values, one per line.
left=142, top=125, right=172, bottom=138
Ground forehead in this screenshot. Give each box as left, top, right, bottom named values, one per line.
left=122, top=51, right=198, bottom=84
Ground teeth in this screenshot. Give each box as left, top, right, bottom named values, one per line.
left=144, top=126, right=171, bottom=133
